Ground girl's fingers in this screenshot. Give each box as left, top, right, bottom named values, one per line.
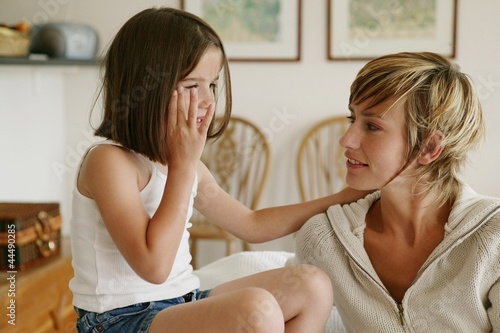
left=167, top=89, right=178, bottom=127
left=199, top=103, right=215, bottom=133
left=170, top=87, right=211, bottom=133
left=177, top=86, right=187, bottom=125
left=187, top=88, right=198, bottom=127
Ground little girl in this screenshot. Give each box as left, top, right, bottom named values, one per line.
left=69, top=7, right=363, bottom=333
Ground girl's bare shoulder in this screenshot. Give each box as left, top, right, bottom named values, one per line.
left=78, top=144, right=147, bottom=198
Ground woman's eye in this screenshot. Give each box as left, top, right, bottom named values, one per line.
left=185, top=84, right=198, bottom=90
left=367, top=123, right=379, bottom=131
left=346, top=115, right=355, bottom=124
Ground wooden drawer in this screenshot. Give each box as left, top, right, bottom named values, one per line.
left=0, top=237, right=76, bottom=332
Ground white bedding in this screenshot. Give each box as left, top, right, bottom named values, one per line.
left=193, top=251, right=346, bottom=333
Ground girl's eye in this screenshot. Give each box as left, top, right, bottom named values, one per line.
left=346, top=115, right=355, bottom=124
left=185, top=84, right=198, bottom=90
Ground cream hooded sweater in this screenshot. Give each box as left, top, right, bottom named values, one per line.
left=295, top=186, right=500, bottom=333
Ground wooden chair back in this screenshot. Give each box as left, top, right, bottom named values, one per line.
left=297, top=116, right=349, bottom=202
left=201, top=116, right=271, bottom=209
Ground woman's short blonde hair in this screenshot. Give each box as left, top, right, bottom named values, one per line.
left=350, top=52, right=484, bottom=205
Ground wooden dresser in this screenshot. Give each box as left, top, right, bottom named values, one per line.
left=0, top=237, right=76, bottom=333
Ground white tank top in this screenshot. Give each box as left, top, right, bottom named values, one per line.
left=69, top=140, right=199, bottom=313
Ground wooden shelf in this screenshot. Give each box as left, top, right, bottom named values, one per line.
left=0, top=56, right=98, bottom=66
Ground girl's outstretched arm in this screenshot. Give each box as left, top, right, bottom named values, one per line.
left=194, top=163, right=370, bottom=243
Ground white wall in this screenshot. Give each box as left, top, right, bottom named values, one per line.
left=0, top=67, right=66, bottom=201
left=1, top=0, right=499, bottom=267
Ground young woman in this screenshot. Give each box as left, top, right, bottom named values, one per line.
left=295, top=52, right=500, bottom=332
left=69, top=7, right=365, bottom=333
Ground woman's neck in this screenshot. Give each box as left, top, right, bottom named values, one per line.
left=367, top=185, right=451, bottom=245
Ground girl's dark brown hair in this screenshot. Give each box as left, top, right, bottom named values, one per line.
left=94, top=7, right=232, bottom=164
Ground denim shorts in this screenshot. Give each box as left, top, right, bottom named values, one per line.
left=74, top=289, right=211, bottom=333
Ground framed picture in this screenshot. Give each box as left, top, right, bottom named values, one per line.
left=327, top=0, right=457, bottom=60
left=181, top=0, right=302, bottom=62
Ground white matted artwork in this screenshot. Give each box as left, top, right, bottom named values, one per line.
left=328, top=0, right=457, bottom=60
left=181, top=0, right=301, bottom=62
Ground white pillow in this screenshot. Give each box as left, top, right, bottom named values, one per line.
left=194, top=251, right=293, bottom=289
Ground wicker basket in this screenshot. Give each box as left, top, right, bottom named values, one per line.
left=0, top=26, right=30, bottom=57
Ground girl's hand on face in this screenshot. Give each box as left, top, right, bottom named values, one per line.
left=166, top=87, right=215, bottom=168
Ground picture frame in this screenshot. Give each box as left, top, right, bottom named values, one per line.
left=181, top=0, right=302, bottom=62
left=327, top=0, right=457, bottom=60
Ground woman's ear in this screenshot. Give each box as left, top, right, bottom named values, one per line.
left=418, top=131, right=444, bottom=165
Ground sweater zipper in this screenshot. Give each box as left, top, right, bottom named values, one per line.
left=397, top=303, right=405, bottom=326
left=339, top=246, right=406, bottom=327
left=326, top=220, right=408, bottom=327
